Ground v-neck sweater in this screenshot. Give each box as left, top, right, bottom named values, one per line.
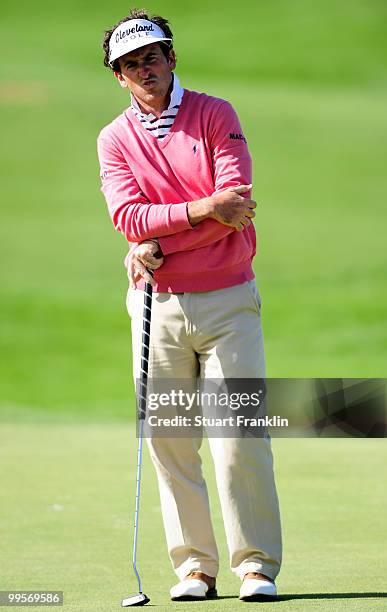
left=97, top=89, right=256, bottom=292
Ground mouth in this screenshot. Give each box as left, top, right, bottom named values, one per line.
left=142, top=78, right=156, bottom=88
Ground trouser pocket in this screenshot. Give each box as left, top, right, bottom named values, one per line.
left=244, top=280, right=262, bottom=314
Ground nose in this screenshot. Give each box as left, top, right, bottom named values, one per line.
left=138, top=61, right=152, bottom=79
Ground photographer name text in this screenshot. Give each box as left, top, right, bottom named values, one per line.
left=147, top=415, right=288, bottom=428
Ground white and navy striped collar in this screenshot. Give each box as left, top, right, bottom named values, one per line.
left=130, top=74, right=184, bottom=139
left=131, top=73, right=183, bottom=115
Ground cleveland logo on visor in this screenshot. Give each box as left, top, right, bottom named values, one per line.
left=109, top=18, right=172, bottom=65
left=115, top=22, right=154, bottom=43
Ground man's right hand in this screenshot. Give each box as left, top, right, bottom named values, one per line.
left=208, top=185, right=256, bottom=231
left=128, top=239, right=164, bottom=289
left=187, top=185, right=256, bottom=231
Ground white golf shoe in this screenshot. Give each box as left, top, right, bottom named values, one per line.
left=170, top=572, right=217, bottom=601
left=239, top=576, right=277, bottom=601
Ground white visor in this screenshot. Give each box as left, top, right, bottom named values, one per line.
left=109, top=18, right=172, bottom=66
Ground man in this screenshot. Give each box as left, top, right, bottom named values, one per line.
left=98, top=9, right=282, bottom=601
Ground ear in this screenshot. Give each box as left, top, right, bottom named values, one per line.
left=114, top=71, right=127, bottom=89
left=167, top=49, right=177, bottom=71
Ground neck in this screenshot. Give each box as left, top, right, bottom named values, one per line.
left=133, top=75, right=174, bottom=118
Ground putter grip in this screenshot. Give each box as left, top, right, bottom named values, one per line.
left=138, top=271, right=153, bottom=420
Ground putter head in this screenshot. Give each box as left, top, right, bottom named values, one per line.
left=121, top=593, right=150, bottom=607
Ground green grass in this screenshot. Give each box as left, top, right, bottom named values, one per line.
left=1, top=423, right=386, bottom=611
left=0, top=3, right=386, bottom=609
left=1, top=0, right=387, bottom=416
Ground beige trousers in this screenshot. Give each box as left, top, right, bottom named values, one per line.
left=126, top=281, right=282, bottom=581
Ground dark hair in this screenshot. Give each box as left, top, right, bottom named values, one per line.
left=102, top=8, right=174, bottom=72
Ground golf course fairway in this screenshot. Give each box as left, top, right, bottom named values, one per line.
left=1, top=423, right=386, bottom=611
left=1, top=0, right=386, bottom=609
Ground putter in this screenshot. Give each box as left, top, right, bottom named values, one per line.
left=122, top=276, right=153, bottom=607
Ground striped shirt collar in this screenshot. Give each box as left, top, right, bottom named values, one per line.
left=130, top=73, right=184, bottom=119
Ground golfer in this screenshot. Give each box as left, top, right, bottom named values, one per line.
left=98, top=9, right=282, bottom=601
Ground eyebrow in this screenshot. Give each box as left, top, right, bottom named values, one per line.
left=124, top=51, right=158, bottom=66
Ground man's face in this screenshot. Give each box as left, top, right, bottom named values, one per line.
left=115, top=43, right=176, bottom=104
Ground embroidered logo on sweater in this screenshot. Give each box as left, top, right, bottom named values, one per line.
left=229, top=132, right=247, bottom=143
left=193, top=145, right=198, bottom=154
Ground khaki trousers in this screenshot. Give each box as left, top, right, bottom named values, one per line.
left=126, top=281, right=282, bottom=581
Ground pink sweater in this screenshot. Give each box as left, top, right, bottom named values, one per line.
left=97, top=89, right=256, bottom=292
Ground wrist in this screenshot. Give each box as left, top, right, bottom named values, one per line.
left=141, top=238, right=163, bottom=257
left=187, top=197, right=214, bottom=226
left=203, top=196, right=215, bottom=218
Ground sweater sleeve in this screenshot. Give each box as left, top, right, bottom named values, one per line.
left=97, top=135, right=192, bottom=242
left=158, top=101, right=252, bottom=256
